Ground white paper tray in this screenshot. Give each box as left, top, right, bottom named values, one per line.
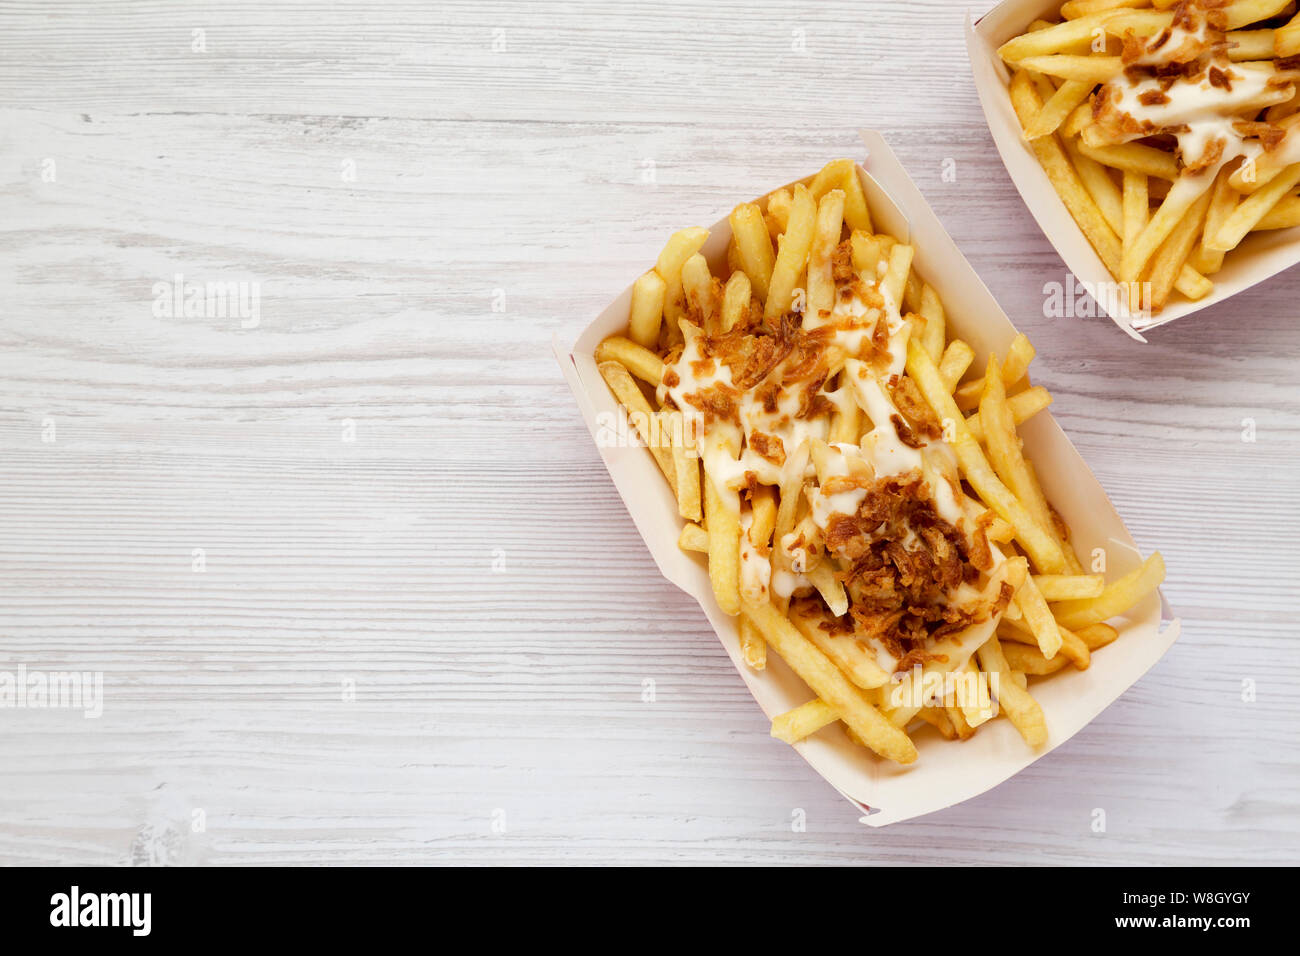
left=556, top=130, right=1180, bottom=825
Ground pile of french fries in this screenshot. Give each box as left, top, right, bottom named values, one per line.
left=999, top=0, right=1300, bottom=314
left=596, top=158, right=1166, bottom=765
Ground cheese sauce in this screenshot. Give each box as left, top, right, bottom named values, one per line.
left=657, top=280, right=908, bottom=497
left=1100, top=8, right=1298, bottom=181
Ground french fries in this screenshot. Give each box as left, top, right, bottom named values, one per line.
left=596, top=159, right=1166, bottom=766
left=1053, top=553, right=1167, bottom=629
left=703, top=474, right=741, bottom=617
left=764, top=184, right=816, bottom=320
left=771, top=698, right=837, bottom=744
left=746, top=603, right=918, bottom=764
left=628, top=271, right=667, bottom=349
left=1000, top=0, right=1300, bottom=316
left=655, top=228, right=709, bottom=336
left=738, top=615, right=766, bottom=671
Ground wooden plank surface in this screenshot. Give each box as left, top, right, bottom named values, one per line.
left=0, top=0, right=1296, bottom=865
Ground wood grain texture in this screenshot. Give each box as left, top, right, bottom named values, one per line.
left=0, top=0, right=1297, bottom=866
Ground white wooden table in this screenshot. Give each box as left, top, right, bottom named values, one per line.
left=0, top=0, right=1296, bottom=866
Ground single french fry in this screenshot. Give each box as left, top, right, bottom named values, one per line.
left=907, top=341, right=1066, bottom=573
left=765, top=184, right=817, bottom=320
left=999, top=12, right=1121, bottom=61
left=881, top=243, right=914, bottom=309
left=1230, top=119, right=1300, bottom=192
left=1255, top=193, right=1300, bottom=229
left=1028, top=457, right=1085, bottom=575
left=1026, top=80, right=1094, bottom=139
left=1222, top=29, right=1274, bottom=62
left=1014, top=574, right=1063, bottom=660
left=965, top=386, right=1053, bottom=444
left=1265, top=86, right=1300, bottom=122
left=1060, top=0, right=1147, bottom=18
left=1033, top=574, right=1105, bottom=601
left=829, top=389, right=862, bottom=444
left=1079, top=141, right=1180, bottom=182
left=680, top=252, right=716, bottom=331
left=655, top=227, right=709, bottom=334
left=678, top=522, right=709, bottom=553
left=1002, top=334, right=1035, bottom=386
left=1002, top=641, right=1071, bottom=676
left=598, top=360, right=674, bottom=484
left=1122, top=170, right=1148, bottom=254
left=919, top=283, right=946, bottom=362
left=938, top=340, right=976, bottom=393
left=1221, top=1, right=1293, bottom=32
left=765, top=188, right=792, bottom=237
left=745, top=601, right=918, bottom=764
left=1004, top=592, right=1022, bottom=622
left=594, top=335, right=664, bottom=386
left=807, top=435, right=834, bottom=484
left=729, top=202, right=776, bottom=303
left=1075, top=622, right=1120, bottom=650
left=909, top=273, right=930, bottom=321
left=703, top=474, right=742, bottom=616
left=807, top=189, right=846, bottom=319
left=749, top=485, right=776, bottom=549
left=916, top=706, right=958, bottom=740
left=906, top=266, right=925, bottom=313
left=1052, top=553, right=1166, bottom=629
left=772, top=443, right=809, bottom=577
left=1100, top=7, right=1178, bottom=34
left=719, top=269, right=751, bottom=333
left=806, top=560, right=849, bottom=617
left=628, top=270, right=667, bottom=349
left=957, top=659, right=997, bottom=729
left=947, top=703, right=976, bottom=740
left=739, top=615, right=766, bottom=671
left=1061, top=100, right=1094, bottom=138
left=977, top=636, right=1049, bottom=746
left=809, top=159, right=846, bottom=199
left=771, top=698, right=837, bottom=743
left=850, top=230, right=885, bottom=276
left=904, top=267, right=925, bottom=316
left=953, top=335, right=1036, bottom=411
left=839, top=164, right=873, bottom=234
left=665, top=411, right=701, bottom=522
left=727, top=237, right=743, bottom=275
left=1209, top=162, right=1300, bottom=252
left=1174, top=264, right=1214, bottom=300
left=1018, top=54, right=1122, bottom=83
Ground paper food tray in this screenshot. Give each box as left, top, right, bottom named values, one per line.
left=556, top=130, right=1180, bottom=826
left=967, top=0, right=1300, bottom=340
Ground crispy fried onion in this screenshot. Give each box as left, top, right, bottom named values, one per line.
left=817, top=471, right=1005, bottom=670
